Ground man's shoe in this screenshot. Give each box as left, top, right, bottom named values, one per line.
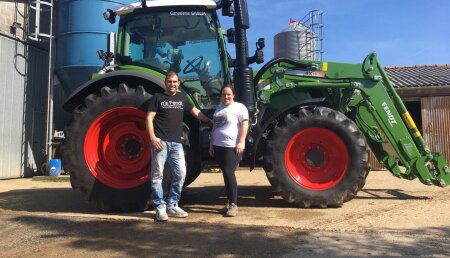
left=225, top=203, right=238, bottom=217
left=219, top=202, right=230, bottom=214
left=167, top=205, right=188, bottom=218
left=155, top=204, right=168, bottom=221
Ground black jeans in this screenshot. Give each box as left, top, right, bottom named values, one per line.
left=213, top=145, right=241, bottom=205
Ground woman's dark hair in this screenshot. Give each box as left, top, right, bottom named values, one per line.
left=220, top=84, right=236, bottom=96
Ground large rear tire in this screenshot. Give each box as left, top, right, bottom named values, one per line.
left=63, top=84, right=152, bottom=211
left=63, top=83, right=201, bottom=211
left=263, top=106, right=370, bottom=208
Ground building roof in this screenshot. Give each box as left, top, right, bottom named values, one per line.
left=385, top=64, right=450, bottom=88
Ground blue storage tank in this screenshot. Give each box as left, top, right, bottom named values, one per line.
left=55, top=0, right=136, bottom=95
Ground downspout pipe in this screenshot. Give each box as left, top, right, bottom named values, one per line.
left=45, top=0, right=55, bottom=163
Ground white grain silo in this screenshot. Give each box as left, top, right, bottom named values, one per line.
left=274, top=11, right=323, bottom=61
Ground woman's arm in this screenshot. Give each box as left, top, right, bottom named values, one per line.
left=235, top=119, right=249, bottom=156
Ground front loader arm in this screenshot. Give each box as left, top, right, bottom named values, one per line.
left=255, top=53, right=449, bottom=187
left=346, top=53, right=450, bottom=187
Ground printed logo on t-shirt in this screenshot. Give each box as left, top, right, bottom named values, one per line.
left=161, top=100, right=183, bottom=109
left=213, top=109, right=227, bottom=128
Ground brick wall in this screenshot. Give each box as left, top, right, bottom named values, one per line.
left=0, top=2, right=27, bottom=39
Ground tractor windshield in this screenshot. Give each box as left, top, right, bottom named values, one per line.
left=119, top=10, right=226, bottom=108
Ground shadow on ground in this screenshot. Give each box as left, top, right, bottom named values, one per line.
left=0, top=183, right=429, bottom=214
left=358, top=188, right=430, bottom=200
left=2, top=214, right=449, bottom=257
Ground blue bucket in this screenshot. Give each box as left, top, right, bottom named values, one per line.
left=49, top=159, right=62, bottom=176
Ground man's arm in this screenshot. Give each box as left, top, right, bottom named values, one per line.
left=190, top=107, right=212, bottom=123
left=209, top=123, right=215, bottom=157
left=146, top=111, right=163, bottom=151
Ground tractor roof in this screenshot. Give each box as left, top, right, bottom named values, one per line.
left=114, top=0, right=217, bottom=15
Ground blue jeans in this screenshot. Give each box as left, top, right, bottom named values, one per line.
left=150, top=140, right=186, bottom=207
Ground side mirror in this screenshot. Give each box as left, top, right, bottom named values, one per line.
left=256, top=38, right=265, bottom=50
left=248, top=38, right=265, bottom=65
left=219, top=0, right=234, bottom=17
left=103, top=9, right=116, bottom=24
left=97, top=50, right=105, bottom=59
left=226, top=28, right=235, bottom=44
left=97, top=50, right=115, bottom=64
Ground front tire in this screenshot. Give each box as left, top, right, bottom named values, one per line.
left=263, top=106, right=370, bottom=208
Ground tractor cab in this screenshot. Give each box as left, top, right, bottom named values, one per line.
left=111, top=0, right=229, bottom=109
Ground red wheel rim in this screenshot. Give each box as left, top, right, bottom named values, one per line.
left=284, top=127, right=348, bottom=190
left=84, top=107, right=150, bottom=189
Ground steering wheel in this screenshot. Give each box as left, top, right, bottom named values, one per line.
left=183, top=56, right=204, bottom=74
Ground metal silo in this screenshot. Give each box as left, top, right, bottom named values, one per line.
left=55, top=0, right=136, bottom=95
left=274, top=11, right=323, bottom=61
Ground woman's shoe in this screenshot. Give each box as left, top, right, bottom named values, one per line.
left=219, top=202, right=230, bottom=214
left=225, top=203, right=238, bottom=217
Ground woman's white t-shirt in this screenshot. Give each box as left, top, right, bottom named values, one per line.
left=212, top=102, right=249, bottom=147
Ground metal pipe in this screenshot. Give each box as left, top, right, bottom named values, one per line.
left=45, top=0, right=55, bottom=163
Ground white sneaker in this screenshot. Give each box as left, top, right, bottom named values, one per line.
left=225, top=203, right=238, bottom=217
left=167, top=205, right=188, bottom=218
left=155, top=204, right=168, bottom=221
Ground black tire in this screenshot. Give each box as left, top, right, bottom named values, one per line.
left=263, top=106, right=370, bottom=208
left=63, top=84, right=153, bottom=211
left=63, top=82, right=202, bottom=211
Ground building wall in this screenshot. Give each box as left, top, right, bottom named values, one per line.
left=421, top=96, right=450, bottom=163
left=0, top=1, right=49, bottom=179
left=0, top=35, right=49, bottom=179
left=0, top=2, right=27, bottom=39
left=368, top=150, right=384, bottom=170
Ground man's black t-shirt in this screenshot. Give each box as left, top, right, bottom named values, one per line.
left=148, top=92, right=193, bottom=143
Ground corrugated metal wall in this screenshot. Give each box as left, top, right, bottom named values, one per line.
left=368, top=150, right=384, bottom=170
left=422, top=96, right=450, bottom=162
left=0, top=35, right=48, bottom=179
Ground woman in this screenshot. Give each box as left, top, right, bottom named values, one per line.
left=209, top=85, right=249, bottom=217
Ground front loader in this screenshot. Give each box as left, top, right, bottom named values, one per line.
left=252, top=53, right=449, bottom=207
left=61, top=0, right=449, bottom=210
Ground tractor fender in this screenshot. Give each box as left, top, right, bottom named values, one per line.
left=63, top=70, right=166, bottom=112
left=250, top=97, right=326, bottom=170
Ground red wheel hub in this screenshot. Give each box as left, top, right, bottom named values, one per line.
left=285, top=127, right=348, bottom=190
left=84, top=107, right=150, bottom=189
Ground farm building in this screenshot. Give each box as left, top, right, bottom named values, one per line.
left=0, top=1, right=51, bottom=178
left=369, top=65, right=450, bottom=169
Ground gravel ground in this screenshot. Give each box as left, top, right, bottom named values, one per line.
left=0, top=168, right=449, bottom=257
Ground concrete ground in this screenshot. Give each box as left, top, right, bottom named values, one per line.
left=0, top=168, right=449, bottom=257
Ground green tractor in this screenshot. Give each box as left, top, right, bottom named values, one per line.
left=62, top=0, right=450, bottom=211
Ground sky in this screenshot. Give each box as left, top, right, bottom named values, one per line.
left=218, top=0, right=450, bottom=68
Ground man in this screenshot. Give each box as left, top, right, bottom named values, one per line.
left=146, top=71, right=211, bottom=221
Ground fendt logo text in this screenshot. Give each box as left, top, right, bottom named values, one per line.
left=382, top=102, right=397, bottom=127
